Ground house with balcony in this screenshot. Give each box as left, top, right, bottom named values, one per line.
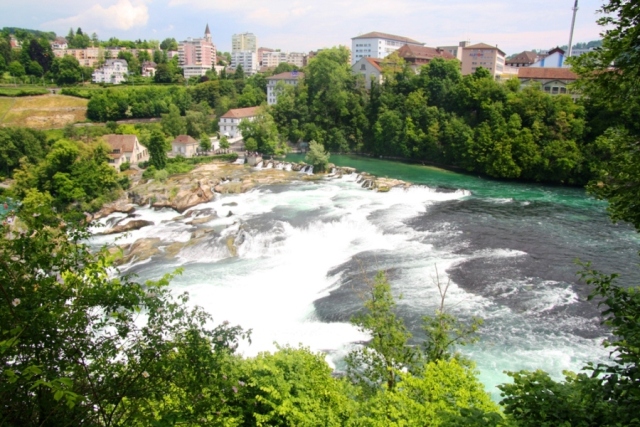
left=92, top=59, right=128, bottom=84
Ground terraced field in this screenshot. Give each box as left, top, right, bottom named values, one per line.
left=0, top=95, right=88, bottom=129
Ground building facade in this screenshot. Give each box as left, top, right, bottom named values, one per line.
left=231, top=51, right=258, bottom=74
left=436, top=41, right=470, bottom=61
left=171, top=135, right=200, bottom=158
left=461, top=43, right=507, bottom=78
left=92, top=59, right=129, bottom=84
left=530, top=48, right=567, bottom=68
left=351, top=31, right=424, bottom=65
left=102, top=134, right=149, bottom=169
left=179, top=24, right=217, bottom=78
left=266, top=71, right=304, bottom=105
left=518, top=67, right=579, bottom=98
left=352, top=57, right=383, bottom=90
left=232, top=33, right=257, bottom=53
left=506, top=51, right=542, bottom=68
left=219, top=107, right=260, bottom=138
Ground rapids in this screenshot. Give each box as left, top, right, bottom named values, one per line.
left=92, top=155, right=640, bottom=398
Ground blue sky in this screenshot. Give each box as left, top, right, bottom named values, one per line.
left=1, top=0, right=606, bottom=55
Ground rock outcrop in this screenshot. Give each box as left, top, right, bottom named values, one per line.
left=100, top=219, right=154, bottom=235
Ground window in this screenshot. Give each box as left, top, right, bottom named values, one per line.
left=552, top=87, right=559, bottom=94
left=560, top=87, right=567, bottom=94
left=544, top=86, right=551, bottom=92
left=360, top=64, right=366, bottom=70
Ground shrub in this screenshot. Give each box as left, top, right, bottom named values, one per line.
left=119, top=162, right=130, bottom=172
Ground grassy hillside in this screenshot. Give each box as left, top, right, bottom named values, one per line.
left=0, top=95, right=88, bottom=129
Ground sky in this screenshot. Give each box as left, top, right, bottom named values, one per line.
left=0, top=0, right=608, bottom=55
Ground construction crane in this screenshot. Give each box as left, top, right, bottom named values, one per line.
left=568, top=0, right=579, bottom=57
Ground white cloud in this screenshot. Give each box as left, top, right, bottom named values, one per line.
left=46, top=0, right=149, bottom=31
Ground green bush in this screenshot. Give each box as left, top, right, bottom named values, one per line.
left=0, top=87, right=49, bottom=97
left=154, top=169, right=169, bottom=182
left=119, top=161, right=130, bottom=172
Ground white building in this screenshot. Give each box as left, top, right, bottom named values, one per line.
left=231, top=51, right=258, bottom=75
left=260, top=51, right=307, bottom=69
left=92, top=59, right=129, bottom=85
left=232, top=33, right=257, bottom=53
left=102, top=134, right=149, bottom=169
left=219, top=107, right=260, bottom=138
left=351, top=31, right=424, bottom=65
left=266, top=71, right=304, bottom=105
left=352, top=57, right=383, bottom=89
left=530, top=47, right=568, bottom=68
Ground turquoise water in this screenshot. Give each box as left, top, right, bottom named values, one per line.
left=287, top=153, right=601, bottom=210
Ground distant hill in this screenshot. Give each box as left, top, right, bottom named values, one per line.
left=1, top=27, right=56, bottom=41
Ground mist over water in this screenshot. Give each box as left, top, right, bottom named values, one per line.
left=94, top=155, right=640, bottom=398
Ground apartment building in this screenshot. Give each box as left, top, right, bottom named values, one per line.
left=351, top=31, right=424, bottom=65
left=461, top=43, right=507, bottom=78
left=231, top=50, right=258, bottom=74
left=266, top=71, right=304, bottom=105
left=179, top=24, right=217, bottom=78
left=92, top=59, right=128, bottom=84
left=232, top=33, right=257, bottom=53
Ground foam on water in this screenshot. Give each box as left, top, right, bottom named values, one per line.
left=93, top=174, right=615, bottom=398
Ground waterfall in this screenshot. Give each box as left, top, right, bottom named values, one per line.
left=266, top=162, right=273, bottom=169
left=255, top=161, right=263, bottom=169
left=284, top=163, right=292, bottom=171
left=276, top=162, right=284, bottom=170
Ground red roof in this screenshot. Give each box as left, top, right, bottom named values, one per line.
left=396, top=44, right=456, bottom=61
left=464, top=43, right=506, bottom=56
left=365, top=57, right=383, bottom=71
left=220, top=106, right=260, bottom=119
left=103, top=134, right=138, bottom=154
left=518, top=67, right=578, bottom=80
left=172, top=135, right=199, bottom=145
left=506, top=51, right=539, bottom=65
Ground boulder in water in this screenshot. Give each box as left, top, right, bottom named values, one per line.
left=100, top=219, right=154, bottom=235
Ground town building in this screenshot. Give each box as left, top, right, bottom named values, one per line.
left=396, top=44, right=456, bottom=71
left=219, top=107, right=260, bottom=138
left=179, top=24, right=217, bottom=79
left=231, top=50, right=258, bottom=75
left=232, top=33, right=257, bottom=53
left=530, top=47, right=568, bottom=68
left=92, top=59, right=128, bottom=84
left=141, top=61, right=157, bottom=77
left=351, top=31, right=424, bottom=65
left=461, top=43, right=508, bottom=78
left=506, top=51, right=542, bottom=68
left=352, top=57, right=383, bottom=90
left=260, top=50, right=307, bottom=69
left=102, top=134, right=149, bottom=169
left=436, top=41, right=470, bottom=61
left=518, top=67, right=579, bottom=98
left=266, top=71, right=305, bottom=105
left=171, top=135, right=200, bottom=158
left=51, top=37, right=68, bottom=50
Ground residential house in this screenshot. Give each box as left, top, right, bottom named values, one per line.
left=352, top=57, right=383, bottom=90
left=219, top=107, right=260, bottom=138
left=266, top=71, right=304, bottom=105
left=179, top=24, right=217, bottom=78
left=530, top=47, right=568, bottom=68
left=92, top=59, right=129, bottom=84
left=141, top=61, right=157, bottom=77
left=102, top=134, right=149, bottom=169
left=351, top=31, right=424, bottom=65
left=171, top=135, right=200, bottom=158
left=51, top=37, right=68, bottom=50
left=506, top=51, right=542, bottom=68
left=517, top=67, right=579, bottom=98
left=396, top=44, right=456, bottom=72
left=461, top=43, right=508, bottom=79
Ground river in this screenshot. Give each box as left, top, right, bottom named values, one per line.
left=92, top=154, right=640, bottom=399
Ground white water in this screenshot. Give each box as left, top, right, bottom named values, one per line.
left=94, top=174, right=610, bottom=398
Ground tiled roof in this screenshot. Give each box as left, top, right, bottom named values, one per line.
left=220, top=106, right=261, bottom=119
left=518, top=67, right=578, bottom=80
left=365, top=57, right=383, bottom=71
left=142, top=61, right=157, bottom=68
left=103, top=134, right=137, bottom=155
left=352, top=31, right=423, bottom=45
left=172, top=135, right=199, bottom=145
left=397, top=45, right=456, bottom=61
left=267, top=71, right=305, bottom=80
left=506, top=51, right=539, bottom=64
left=464, top=43, right=506, bottom=56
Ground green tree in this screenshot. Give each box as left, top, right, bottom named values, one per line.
left=345, top=271, right=415, bottom=394
left=238, top=108, right=282, bottom=154
left=147, top=129, right=167, bottom=169
left=305, top=140, right=330, bottom=173
left=161, top=104, right=186, bottom=137
left=8, top=60, right=25, bottom=77
left=50, top=55, right=82, bottom=86
left=160, top=37, right=178, bottom=51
